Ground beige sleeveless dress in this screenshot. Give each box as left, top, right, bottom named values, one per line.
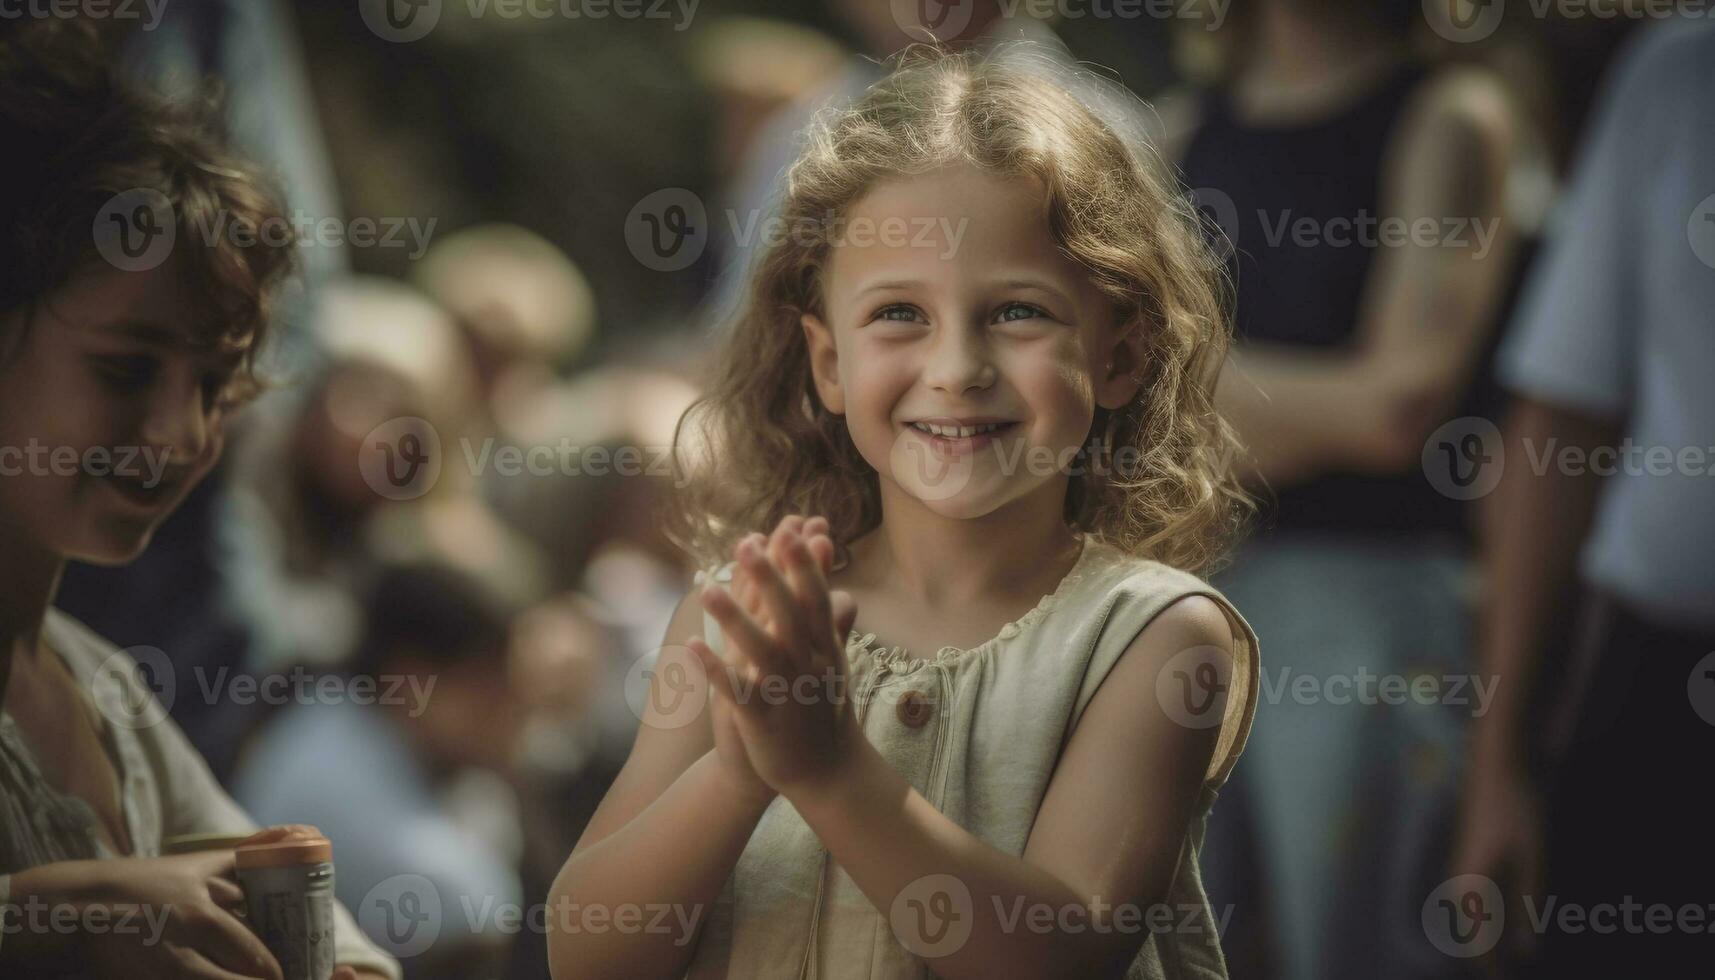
left=684, top=534, right=1260, bottom=979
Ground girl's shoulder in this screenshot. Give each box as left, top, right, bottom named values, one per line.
left=42, top=608, right=178, bottom=745
left=41, top=608, right=122, bottom=678
left=1069, top=537, right=1261, bottom=788
left=1069, top=536, right=1243, bottom=618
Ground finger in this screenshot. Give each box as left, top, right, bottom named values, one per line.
left=771, top=518, right=830, bottom=610
left=332, top=969, right=358, bottom=980
left=746, top=535, right=811, bottom=661
left=779, top=530, right=832, bottom=652
left=206, top=875, right=246, bottom=909
left=238, top=824, right=321, bottom=847
left=688, top=636, right=757, bottom=717
left=187, top=849, right=239, bottom=880
left=174, top=944, right=274, bottom=980
left=733, top=533, right=767, bottom=620
left=830, top=589, right=859, bottom=641
left=782, top=521, right=826, bottom=597
left=701, top=583, right=789, bottom=676
left=806, top=532, right=835, bottom=576
left=190, top=905, right=284, bottom=980
left=766, top=517, right=806, bottom=597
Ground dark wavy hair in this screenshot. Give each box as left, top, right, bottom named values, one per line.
left=0, top=18, right=295, bottom=401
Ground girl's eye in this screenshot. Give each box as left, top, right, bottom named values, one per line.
left=202, top=372, right=236, bottom=411
left=996, top=302, right=1047, bottom=323
left=872, top=303, right=922, bottom=324
left=93, top=354, right=157, bottom=388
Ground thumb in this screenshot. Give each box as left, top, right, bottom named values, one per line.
left=830, top=589, right=858, bottom=640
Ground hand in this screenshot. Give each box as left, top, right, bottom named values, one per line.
left=13, top=852, right=283, bottom=980
left=690, top=515, right=861, bottom=798
left=696, top=516, right=851, bottom=803
left=1450, top=760, right=1545, bottom=972
left=332, top=968, right=392, bottom=980
left=696, top=518, right=827, bottom=804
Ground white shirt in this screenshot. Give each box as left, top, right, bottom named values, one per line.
left=1495, top=18, right=1715, bottom=629
left=0, top=609, right=400, bottom=978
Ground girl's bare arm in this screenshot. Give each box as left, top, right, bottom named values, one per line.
left=545, top=592, right=769, bottom=980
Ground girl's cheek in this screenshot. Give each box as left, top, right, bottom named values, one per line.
left=1013, top=366, right=1097, bottom=445
left=845, top=345, right=914, bottom=407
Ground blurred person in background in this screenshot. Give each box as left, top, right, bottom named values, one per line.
left=0, top=20, right=394, bottom=979
left=235, top=562, right=531, bottom=980
left=410, top=224, right=618, bottom=592
left=686, top=16, right=849, bottom=195
left=410, top=222, right=701, bottom=771
left=1156, top=1, right=1527, bottom=976
left=410, top=223, right=597, bottom=438
left=1452, top=16, right=1715, bottom=976
left=221, top=275, right=547, bottom=677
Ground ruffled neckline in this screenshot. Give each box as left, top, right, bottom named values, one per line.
left=846, top=534, right=1098, bottom=671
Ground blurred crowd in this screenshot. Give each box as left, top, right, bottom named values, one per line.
left=39, top=1, right=1711, bottom=978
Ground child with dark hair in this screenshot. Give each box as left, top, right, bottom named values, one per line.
left=237, top=563, right=534, bottom=977
left=0, top=20, right=397, bottom=979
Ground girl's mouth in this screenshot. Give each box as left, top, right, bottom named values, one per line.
left=905, top=419, right=1019, bottom=454
left=99, top=472, right=177, bottom=511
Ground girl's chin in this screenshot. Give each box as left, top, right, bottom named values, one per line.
left=900, top=479, right=1016, bottom=519
left=63, top=524, right=158, bottom=567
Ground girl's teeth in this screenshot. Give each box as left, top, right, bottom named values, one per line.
left=911, top=422, right=1005, bottom=438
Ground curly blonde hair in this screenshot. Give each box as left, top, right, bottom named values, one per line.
left=669, top=44, right=1251, bottom=576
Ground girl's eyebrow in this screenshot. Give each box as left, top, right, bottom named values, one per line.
left=995, top=278, right=1074, bottom=307
left=852, top=278, right=923, bottom=299
left=102, top=318, right=213, bottom=352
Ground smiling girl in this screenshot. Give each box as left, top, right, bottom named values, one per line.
left=0, top=22, right=395, bottom=980
left=549, top=46, right=1260, bottom=980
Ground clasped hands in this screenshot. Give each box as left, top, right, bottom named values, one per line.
left=688, top=515, right=863, bottom=804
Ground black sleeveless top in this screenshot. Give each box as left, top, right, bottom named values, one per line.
left=1180, top=65, right=1468, bottom=538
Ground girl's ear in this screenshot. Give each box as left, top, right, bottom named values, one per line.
left=1095, top=314, right=1148, bottom=410
left=800, top=312, right=845, bottom=415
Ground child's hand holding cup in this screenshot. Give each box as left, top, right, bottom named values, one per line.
left=165, top=824, right=338, bottom=980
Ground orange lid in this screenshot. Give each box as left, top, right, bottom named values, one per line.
left=235, top=837, right=332, bottom=869
left=235, top=825, right=333, bottom=869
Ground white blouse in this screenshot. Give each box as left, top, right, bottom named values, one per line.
left=0, top=608, right=400, bottom=978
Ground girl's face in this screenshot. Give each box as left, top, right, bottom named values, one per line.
left=0, top=260, right=236, bottom=565
left=802, top=164, right=1144, bottom=521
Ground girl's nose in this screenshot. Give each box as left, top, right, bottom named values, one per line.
left=922, top=325, right=996, bottom=395
left=138, top=375, right=212, bottom=466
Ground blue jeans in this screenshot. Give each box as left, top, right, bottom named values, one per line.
left=1202, top=532, right=1477, bottom=980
